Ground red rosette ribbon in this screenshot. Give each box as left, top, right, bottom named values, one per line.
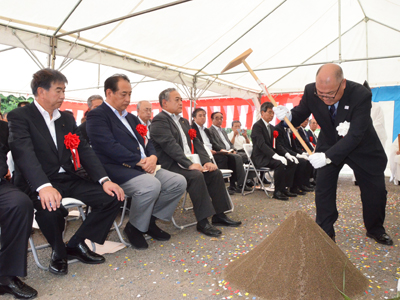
left=64, top=133, right=80, bottom=170
left=136, top=124, right=148, bottom=146
left=188, top=129, right=197, bottom=154
left=292, top=133, right=296, bottom=140
left=273, top=130, right=278, bottom=148
left=309, top=136, right=316, bottom=147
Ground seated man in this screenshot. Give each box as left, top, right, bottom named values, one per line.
left=151, top=88, right=241, bottom=237
left=87, top=75, right=186, bottom=250
left=78, top=95, right=104, bottom=144
left=0, top=141, right=37, bottom=299
left=8, top=69, right=125, bottom=276
left=137, top=100, right=152, bottom=128
left=208, top=112, right=250, bottom=193
left=275, top=121, right=315, bottom=193
left=251, top=102, right=297, bottom=201
left=227, top=120, right=251, bottom=163
left=296, top=119, right=315, bottom=152
left=307, top=118, right=319, bottom=144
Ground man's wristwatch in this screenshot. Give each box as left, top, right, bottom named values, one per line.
left=100, top=178, right=111, bottom=185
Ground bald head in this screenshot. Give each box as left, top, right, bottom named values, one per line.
left=315, top=63, right=346, bottom=106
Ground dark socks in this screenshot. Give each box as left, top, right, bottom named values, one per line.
left=215, top=212, right=226, bottom=219
left=67, top=235, right=84, bottom=248
left=198, top=218, right=210, bottom=227
left=0, top=276, right=13, bottom=285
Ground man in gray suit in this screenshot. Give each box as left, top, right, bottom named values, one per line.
left=150, top=88, right=241, bottom=237
left=87, top=75, right=187, bottom=250
left=208, top=112, right=249, bottom=193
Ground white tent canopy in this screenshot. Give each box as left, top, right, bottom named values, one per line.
left=0, top=0, right=399, bottom=103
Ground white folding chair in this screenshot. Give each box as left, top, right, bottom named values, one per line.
left=242, top=144, right=274, bottom=197
left=171, top=147, right=234, bottom=230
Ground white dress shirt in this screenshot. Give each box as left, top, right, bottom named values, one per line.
left=227, top=131, right=247, bottom=150
left=212, top=125, right=230, bottom=150
left=163, top=110, right=191, bottom=156
left=138, top=117, right=151, bottom=139
left=194, top=122, right=212, bottom=150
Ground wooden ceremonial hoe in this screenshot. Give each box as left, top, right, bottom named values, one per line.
left=221, top=48, right=312, bottom=155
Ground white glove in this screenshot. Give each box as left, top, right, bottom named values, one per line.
left=272, top=153, right=287, bottom=165
left=273, top=105, right=291, bottom=121
left=309, top=152, right=330, bottom=169
left=285, top=153, right=299, bottom=164
left=296, top=153, right=309, bottom=160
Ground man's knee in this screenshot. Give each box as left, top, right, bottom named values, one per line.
left=172, top=174, right=187, bottom=192
left=10, top=192, right=33, bottom=215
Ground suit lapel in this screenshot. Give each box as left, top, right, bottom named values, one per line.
left=179, top=117, right=192, bottom=147
left=335, top=94, right=351, bottom=127
left=126, top=114, right=146, bottom=147
left=55, top=116, right=67, bottom=161
left=29, top=104, right=59, bottom=157
left=160, top=111, right=183, bottom=147
left=103, top=104, right=137, bottom=140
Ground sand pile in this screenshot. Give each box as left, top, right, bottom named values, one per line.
left=224, top=210, right=368, bottom=300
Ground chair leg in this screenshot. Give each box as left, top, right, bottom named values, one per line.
left=28, top=236, right=49, bottom=271
left=171, top=216, right=197, bottom=230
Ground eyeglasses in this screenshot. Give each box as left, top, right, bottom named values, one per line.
left=314, top=80, right=343, bottom=100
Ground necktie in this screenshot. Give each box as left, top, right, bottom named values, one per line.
left=329, top=105, right=337, bottom=124
left=267, top=124, right=272, bottom=138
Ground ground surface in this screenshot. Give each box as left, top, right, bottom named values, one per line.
left=13, top=175, right=400, bottom=300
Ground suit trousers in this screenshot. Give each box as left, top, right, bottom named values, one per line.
left=168, top=164, right=231, bottom=221
left=33, top=173, right=121, bottom=259
left=225, top=153, right=246, bottom=187
left=293, top=158, right=313, bottom=188
left=263, top=159, right=296, bottom=192
left=315, top=159, right=387, bottom=236
left=0, top=180, right=33, bottom=277
left=120, top=169, right=186, bottom=232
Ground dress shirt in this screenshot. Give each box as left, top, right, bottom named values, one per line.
left=227, top=131, right=247, bottom=150
left=105, top=101, right=146, bottom=159
left=162, top=110, right=191, bottom=156
left=195, top=122, right=212, bottom=150
left=212, top=125, right=231, bottom=150
left=261, top=118, right=272, bottom=138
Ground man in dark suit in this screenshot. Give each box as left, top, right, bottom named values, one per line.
left=8, top=69, right=125, bottom=276
left=273, top=63, right=392, bottom=245
left=87, top=75, right=186, bottom=250
left=275, top=121, right=314, bottom=194
left=251, top=102, right=297, bottom=201
left=307, top=118, right=319, bottom=145
left=296, top=119, right=315, bottom=152
left=150, top=88, right=241, bottom=237
left=78, top=95, right=104, bottom=144
left=208, top=112, right=249, bottom=193
left=0, top=138, right=37, bottom=298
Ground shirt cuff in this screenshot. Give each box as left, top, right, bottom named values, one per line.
left=99, top=176, right=110, bottom=185
left=37, top=183, right=52, bottom=192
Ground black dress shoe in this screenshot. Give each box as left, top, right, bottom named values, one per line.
left=146, top=224, right=171, bottom=241
left=301, top=185, right=314, bottom=192
left=309, top=181, right=316, bottom=186
left=227, top=188, right=235, bottom=195
left=0, top=277, right=37, bottom=299
left=66, top=242, right=105, bottom=264
left=238, top=184, right=252, bottom=192
left=328, top=232, right=336, bottom=243
left=273, top=191, right=288, bottom=201
left=212, top=214, right=242, bottom=227
left=196, top=222, right=222, bottom=237
left=123, top=222, right=148, bottom=250
left=228, top=186, right=239, bottom=194
left=290, top=187, right=306, bottom=195
left=283, top=189, right=297, bottom=197
left=49, top=250, right=68, bottom=275
left=366, top=232, right=393, bottom=245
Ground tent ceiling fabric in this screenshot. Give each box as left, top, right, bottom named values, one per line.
left=0, top=0, right=399, bottom=102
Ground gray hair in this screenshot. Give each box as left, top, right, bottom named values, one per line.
left=87, top=95, right=104, bottom=109
left=159, top=88, right=177, bottom=107
left=137, top=100, right=150, bottom=111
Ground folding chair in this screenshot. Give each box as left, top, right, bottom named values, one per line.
left=242, top=143, right=274, bottom=197
left=29, top=197, right=129, bottom=271
left=171, top=148, right=234, bottom=230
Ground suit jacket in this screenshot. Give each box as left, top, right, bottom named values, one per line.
left=0, top=120, right=9, bottom=150
left=191, top=123, right=222, bottom=151
left=86, top=102, right=156, bottom=185
left=306, top=129, right=318, bottom=145
left=78, top=121, right=89, bottom=144
left=8, top=103, right=107, bottom=194
left=150, top=111, right=211, bottom=170
left=275, top=122, right=302, bottom=156
left=291, top=80, right=387, bottom=173
left=208, top=125, right=234, bottom=151
left=297, top=126, right=315, bottom=152
left=250, top=119, right=286, bottom=168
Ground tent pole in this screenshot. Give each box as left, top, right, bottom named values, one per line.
left=365, top=18, right=369, bottom=82
left=338, top=0, right=342, bottom=62
left=12, top=30, right=44, bottom=69
left=53, top=0, right=83, bottom=36
left=56, top=0, right=192, bottom=38
left=0, top=46, right=16, bottom=53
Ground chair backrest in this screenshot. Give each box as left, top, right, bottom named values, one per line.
left=203, top=144, right=219, bottom=165
left=243, top=143, right=253, bottom=159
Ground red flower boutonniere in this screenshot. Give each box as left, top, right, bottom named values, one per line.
left=188, top=129, right=197, bottom=154
left=64, top=133, right=80, bottom=170
left=309, top=136, right=315, bottom=147
left=292, top=133, right=296, bottom=140
left=136, top=124, right=148, bottom=146
left=273, top=130, right=279, bottom=148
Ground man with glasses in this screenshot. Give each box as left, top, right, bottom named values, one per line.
left=273, top=63, right=392, bottom=245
